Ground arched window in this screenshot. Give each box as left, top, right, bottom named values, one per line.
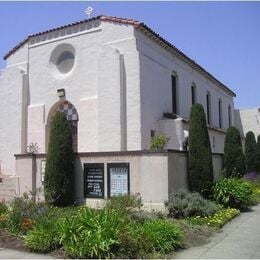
left=206, top=91, right=211, bottom=125
left=191, top=83, right=196, bottom=105
left=171, top=72, right=178, bottom=114
left=47, top=100, right=79, bottom=152
left=218, top=99, right=223, bottom=128
left=228, top=104, right=232, bottom=127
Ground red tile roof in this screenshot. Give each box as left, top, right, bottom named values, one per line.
left=3, top=15, right=236, bottom=97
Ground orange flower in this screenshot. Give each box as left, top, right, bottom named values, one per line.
left=0, top=215, right=8, bottom=222
left=21, top=218, right=34, bottom=230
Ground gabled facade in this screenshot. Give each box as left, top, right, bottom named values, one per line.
left=0, top=15, right=235, bottom=178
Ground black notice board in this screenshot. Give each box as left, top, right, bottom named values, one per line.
left=84, top=163, right=104, bottom=198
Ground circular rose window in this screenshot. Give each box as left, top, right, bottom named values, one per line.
left=56, top=51, right=75, bottom=74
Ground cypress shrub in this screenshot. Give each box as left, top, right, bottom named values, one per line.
left=256, top=135, right=260, bottom=173
left=44, top=112, right=74, bottom=206
left=245, top=131, right=257, bottom=172
left=188, top=103, right=213, bottom=196
left=224, top=126, right=245, bottom=177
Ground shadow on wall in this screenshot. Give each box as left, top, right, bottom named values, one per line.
left=234, top=110, right=244, bottom=137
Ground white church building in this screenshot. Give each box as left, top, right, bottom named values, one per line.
left=0, top=15, right=236, bottom=206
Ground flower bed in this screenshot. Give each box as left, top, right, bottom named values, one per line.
left=187, top=208, right=240, bottom=228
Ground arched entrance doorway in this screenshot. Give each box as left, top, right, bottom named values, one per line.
left=46, top=100, right=79, bottom=152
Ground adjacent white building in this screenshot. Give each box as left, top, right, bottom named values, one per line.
left=0, top=15, right=237, bottom=204
left=235, top=107, right=260, bottom=138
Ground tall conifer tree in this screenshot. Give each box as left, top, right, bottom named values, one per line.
left=245, top=131, right=256, bottom=172
left=44, top=112, right=74, bottom=206
left=245, top=131, right=257, bottom=172
left=188, top=103, right=213, bottom=196
left=224, top=126, right=245, bottom=177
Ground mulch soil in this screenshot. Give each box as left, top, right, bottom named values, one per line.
left=0, top=230, right=26, bottom=251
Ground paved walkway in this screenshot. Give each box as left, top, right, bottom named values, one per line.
left=175, top=204, right=260, bottom=259
left=0, top=248, right=54, bottom=259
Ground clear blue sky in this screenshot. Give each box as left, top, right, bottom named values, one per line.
left=0, top=1, right=259, bottom=109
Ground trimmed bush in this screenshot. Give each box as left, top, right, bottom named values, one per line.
left=256, top=135, right=260, bottom=173
left=44, top=112, right=74, bottom=206
left=224, top=126, right=245, bottom=177
left=165, top=191, right=219, bottom=218
left=150, top=134, right=170, bottom=150
left=188, top=103, right=213, bottom=196
left=213, top=178, right=255, bottom=210
left=245, top=131, right=257, bottom=172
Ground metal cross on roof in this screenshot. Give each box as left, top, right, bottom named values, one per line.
left=85, top=6, right=94, bottom=19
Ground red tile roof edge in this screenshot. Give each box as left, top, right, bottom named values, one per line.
left=3, top=15, right=236, bottom=97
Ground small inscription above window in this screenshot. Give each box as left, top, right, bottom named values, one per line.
left=56, top=51, right=75, bottom=74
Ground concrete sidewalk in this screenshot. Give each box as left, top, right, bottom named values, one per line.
left=175, top=204, right=260, bottom=259
left=0, top=248, right=54, bottom=259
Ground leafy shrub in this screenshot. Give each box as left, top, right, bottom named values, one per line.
left=165, top=191, right=219, bottom=218
left=59, top=207, right=126, bottom=258
left=24, top=217, right=61, bottom=253
left=118, top=223, right=153, bottom=258
left=105, top=193, right=142, bottom=214
left=150, top=134, right=170, bottom=150
left=188, top=104, right=213, bottom=196
left=141, top=219, right=183, bottom=254
left=118, top=219, right=183, bottom=257
left=245, top=131, right=257, bottom=172
left=7, top=192, right=48, bottom=234
left=224, top=126, right=245, bottom=177
left=213, top=178, right=255, bottom=210
left=188, top=208, right=240, bottom=228
left=0, top=202, right=8, bottom=215
left=129, top=210, right=160, bottom=224
left=44, top=111, right=74, bottom=206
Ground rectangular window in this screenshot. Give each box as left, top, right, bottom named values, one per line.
left=172, top=74, right=177, bottom=114
left=228, top=105, right=232, bottom=127
left=218, top=99, right=222, bottom=128
left=206, top=93, right=211, bottom=125
left=41, top=160, right=46, bottom=182
left=191, top=85, right=196, bottom=105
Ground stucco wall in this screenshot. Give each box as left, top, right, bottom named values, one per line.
left=27, top=20, right=141, bottom=154
left=0, top=65, right=28, bottom=174
left=14, top=150, right=223, bottom=209
left=168, top=152, right=189, bottom=194
left=136, top=30, right=234, bottom=151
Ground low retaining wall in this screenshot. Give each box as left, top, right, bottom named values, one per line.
left=15, top=150, right=223, bottom=210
